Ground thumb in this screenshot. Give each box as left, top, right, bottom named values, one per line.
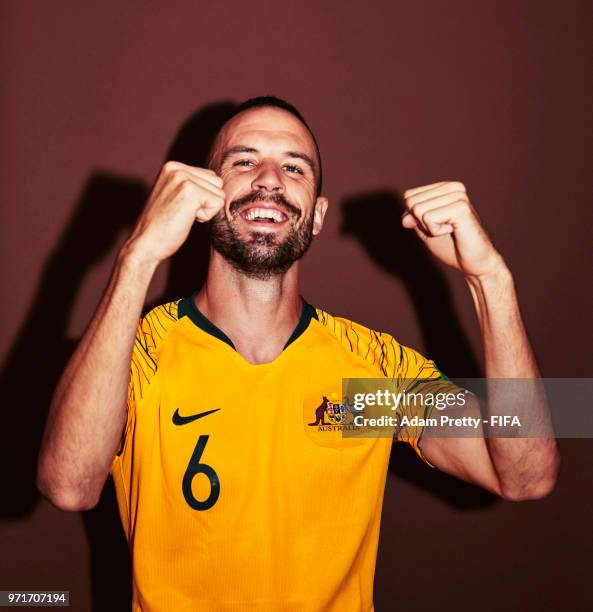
left=402, top=212, right=428, bottom=240
left=401, top=212, right=417, bottom=229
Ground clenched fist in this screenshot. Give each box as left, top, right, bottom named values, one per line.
left=401, top=181, right=506, bottom=278
left=126, top=161, right=225, bottom=264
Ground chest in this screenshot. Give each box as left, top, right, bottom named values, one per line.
left=131, top=344, right=391, bottom=522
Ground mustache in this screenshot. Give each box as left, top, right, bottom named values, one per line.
left=229, top=190, right=301, bottom=219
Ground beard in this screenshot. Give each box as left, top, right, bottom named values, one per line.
left=209, top=190, right=315, bottom=280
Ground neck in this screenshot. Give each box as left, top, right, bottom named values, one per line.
left=194, top=249, right=303, bottom=364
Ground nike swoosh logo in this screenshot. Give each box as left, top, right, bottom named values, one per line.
left=172, top=408, right=221, bottom=425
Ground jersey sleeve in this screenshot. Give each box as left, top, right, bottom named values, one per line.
left=389, top=343, right=451, bottom=467
left=114, top=305, right=179, bottom=445
left=110, top=302, right=180, bottom=535
left=119, top=315, right=159, bottom=449
left=315, top=310, right=457, bottom=467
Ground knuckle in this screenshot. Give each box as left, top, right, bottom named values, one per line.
left=204, top=170, right=223, bottom=186
left=171, top=177, right=193, bottom=196
left=179, top=177, right=195, bottom=191
left=166, top=171, right=184, bottom=188
left=449, top=180, right=466, bottom=192
left=163, top=160, right=178, bottom=173
left=412, top=202, right=424, bottom=216
left=452, top=190, right=469, bottom=202
left=167, top=172, right=180, bottom=187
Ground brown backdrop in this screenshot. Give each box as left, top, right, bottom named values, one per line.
left=1, top=1, right=592, bottom=610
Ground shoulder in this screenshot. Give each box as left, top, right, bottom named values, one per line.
left=126, top=300, right=184, bottom=408
left=314, top=308, right=391, bottom=352
left=135, top=299, right=184, bottom=359
left=313, top=307, right=443, bottom=380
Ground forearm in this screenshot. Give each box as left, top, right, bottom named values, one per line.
left=37, top=243, right=158, bottom=510
left=467, top=265, right=559, bottom=499
left=467, top=266, right=537, bottom=377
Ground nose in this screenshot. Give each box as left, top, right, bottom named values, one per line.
left=251, top=160, right=285, bottom=194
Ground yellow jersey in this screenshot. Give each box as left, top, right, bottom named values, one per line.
left=111, top=296, right=444, bottom=611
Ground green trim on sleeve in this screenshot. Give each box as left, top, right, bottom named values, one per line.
left=434, top=363, right=450, bottom=380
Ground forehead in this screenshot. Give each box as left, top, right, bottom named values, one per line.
left=219, top=106, right=317, bottom=158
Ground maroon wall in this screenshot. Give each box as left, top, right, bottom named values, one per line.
left=1, top=1, right=592, bottom=610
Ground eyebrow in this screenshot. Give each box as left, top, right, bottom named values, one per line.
left=220, top=145, right=316, bottom=174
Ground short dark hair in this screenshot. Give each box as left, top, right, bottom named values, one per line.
left=208, top=95, right=323, bottom=197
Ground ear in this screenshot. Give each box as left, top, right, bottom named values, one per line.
left=312, top=196, right=329, bottom=236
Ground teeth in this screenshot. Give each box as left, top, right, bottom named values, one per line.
left=245, top=208, right=285, bottom=222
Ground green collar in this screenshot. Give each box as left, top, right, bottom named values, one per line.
left=178, top=294, right=318, bottom=351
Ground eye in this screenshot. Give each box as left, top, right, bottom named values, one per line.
left=284, top=164, right=304, bottom=175
left=233, top=159, right=256, bottom=168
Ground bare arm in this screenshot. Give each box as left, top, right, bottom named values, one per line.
left=401, top=181, right=559, bottom=500
left=37, top=162, right=225, bottom=511
left=421, top=266, right=559, bottom=500
left=36, top=250, right=156, bottom=510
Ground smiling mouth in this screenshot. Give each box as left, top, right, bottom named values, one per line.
left=239, top=206, right=290, bottom=224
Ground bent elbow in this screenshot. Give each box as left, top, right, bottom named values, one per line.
left=500, top=453, right=560, bottom=502
left=500, top=478, right=556, bottom=502
left=38, top=482, right=99, bottom=512
left=36, top=468, right=100, bottom=512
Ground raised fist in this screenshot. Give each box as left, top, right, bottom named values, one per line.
left=126, top=161, right=225, bottom=264
left=402, top=181, right=505, bottom=278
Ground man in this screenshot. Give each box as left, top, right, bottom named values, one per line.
left=37, top=96, right=559, bottom=611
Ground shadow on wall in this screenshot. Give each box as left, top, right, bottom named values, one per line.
left=1, top=103, right=493, bottom=610
left=341, top=190, right=494, bottom=507
left=0, top=172, right=146, bottom=609
left=0, top=100, right=236, bottom=611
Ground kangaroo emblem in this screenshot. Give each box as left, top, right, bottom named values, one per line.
left=308, top=396, right=330, bottom=426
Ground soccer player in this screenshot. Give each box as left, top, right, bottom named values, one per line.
left=37, top=96, right=559, bottom=611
